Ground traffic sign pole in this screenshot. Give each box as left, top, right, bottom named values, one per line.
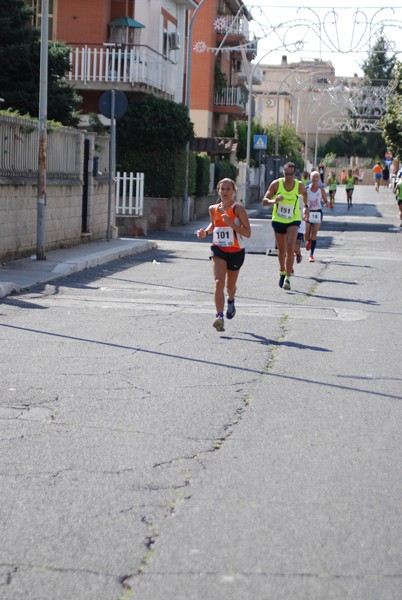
left=107, top=90, right=116, bottom=241
left=98, top=90, right=128, bottom=241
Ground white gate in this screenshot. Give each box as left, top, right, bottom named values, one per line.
left=115, top=172, right=144, bottom=216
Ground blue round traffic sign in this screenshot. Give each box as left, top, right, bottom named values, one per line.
left=99, top=90, right=128, bottom=119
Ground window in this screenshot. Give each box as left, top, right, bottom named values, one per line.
left=31, top=0, right=56, bottom=40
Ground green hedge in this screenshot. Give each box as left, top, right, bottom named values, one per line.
left=116, top=149, right=197, bottom=198
left=214, top=161, right=237, bottom=187
left=195, top=154, right=210, bottom=196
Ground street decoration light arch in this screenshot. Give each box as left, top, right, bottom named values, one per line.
left=247, top=6, right=402, bottom=58
left=292, top=74, right=394, bottom=165
left=190, top=5, right=402, bottom=199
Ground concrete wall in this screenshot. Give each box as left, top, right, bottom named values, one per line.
left=0, top=177, right=110, bottom=261
left=116, top=193, right=215, bottom=236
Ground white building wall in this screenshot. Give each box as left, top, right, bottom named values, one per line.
left=191, top=109, right=213, bottom=138
left=135, top=0, right=194, bottom=103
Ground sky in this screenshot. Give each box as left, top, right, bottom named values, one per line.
left=245, top=1, right=402, bottom=78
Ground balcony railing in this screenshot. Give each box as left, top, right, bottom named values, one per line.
left=214, top=86, right=246, bottom=110
left=68, top=44, right=177, bottom=97
left=214, top=15, right=250, bottom=39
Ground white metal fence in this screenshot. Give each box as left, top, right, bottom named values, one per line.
left=68, top=45, right=177, bottom=97
left=0, top=113, right=82, bottom=179
left=115, top=171, right=144, bottom=216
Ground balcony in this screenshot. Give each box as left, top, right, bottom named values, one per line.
left=68, top=44, right=178, bottom=98
left=214, top=15, right=249, bottom=38
left=214, top=16, right=257, bottom=60
left=214, top=86, right=247, bottom=115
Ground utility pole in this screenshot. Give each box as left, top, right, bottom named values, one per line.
left=37, top=0, right=49, bottom=260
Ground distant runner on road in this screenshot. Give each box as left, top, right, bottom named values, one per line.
left=373, top=162, right=382, bottom=192
left=345, top=169, right=355, bottom=209
left=395, top=177, right=402, bottom=227
left=305, top=171, right=329, bottom=262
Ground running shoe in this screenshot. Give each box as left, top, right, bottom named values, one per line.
left=226, top=301, right=236, bottom=320
left=296, top=253, right=302, bottom=264
left=213, top=316, right=225, bottom=332
left=308, top=255, right=314, bottom=262
left=305, top=240, right=311, bottom=251
left=283, top=278, right=291, bottom=290
left=278, top=271, right=286, bottom=288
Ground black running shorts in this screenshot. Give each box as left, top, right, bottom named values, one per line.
left=210, top=246, right=245, bottom=271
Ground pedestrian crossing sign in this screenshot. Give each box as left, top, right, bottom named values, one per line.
left=253, top=135, right=267, bottom=150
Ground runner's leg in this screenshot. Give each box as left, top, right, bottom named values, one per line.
left=212, top=256, right=227, bottom=315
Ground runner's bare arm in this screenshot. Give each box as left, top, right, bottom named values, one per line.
left=262, top=180, right=280, bottom=205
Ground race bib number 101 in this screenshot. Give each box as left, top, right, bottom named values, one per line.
left=213, top=227, right=234, bottom=247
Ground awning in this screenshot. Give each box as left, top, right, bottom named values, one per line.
left=109, top=16, right=145, bottom=28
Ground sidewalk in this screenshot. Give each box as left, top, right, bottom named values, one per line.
left=0, top=204, right=263, bottom=299
left=0, top=237, right=157, bottom=299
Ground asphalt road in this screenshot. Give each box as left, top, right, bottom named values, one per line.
left=1, top=183, right=402, bottom=600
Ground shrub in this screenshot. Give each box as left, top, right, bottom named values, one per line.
left=195, top=154, right=210, bottom=196
left=116, top=96, right=194, bottom=197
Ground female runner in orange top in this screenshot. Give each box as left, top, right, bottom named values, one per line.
left=197, top=178, right=251, bottom=332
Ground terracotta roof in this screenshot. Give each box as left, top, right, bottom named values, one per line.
left=190, top=137, right=237, bottom=155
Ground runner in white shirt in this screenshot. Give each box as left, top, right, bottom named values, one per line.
left=305, top=171, right=329, bottom=262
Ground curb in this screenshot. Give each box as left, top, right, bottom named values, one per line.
left=0, top=241, right=158, bottom=299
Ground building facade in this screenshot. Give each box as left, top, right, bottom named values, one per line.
left=31, top=0, right=196, bottom=118
left=189, top=0, right=256, bottom=138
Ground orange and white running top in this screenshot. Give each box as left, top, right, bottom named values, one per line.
left=211, top=203, right=244, bottom=252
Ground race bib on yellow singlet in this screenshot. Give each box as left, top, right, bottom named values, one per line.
left=213, top=227, right=235, bottom=247
left=308, top=211, right=322, bottom=223
left=277, top=203, right=293, bottom=219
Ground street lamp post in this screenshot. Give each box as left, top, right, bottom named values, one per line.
left=182, top=0, right=207, bottom=225
left=275, top=67, right=330, bottom=173
left=37, top=0, right=49, bottom=260
left=274, top=67, right=310, bottom=160
left=245, top=46, right=287, bottom=206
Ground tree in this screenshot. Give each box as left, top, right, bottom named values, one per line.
left=361, top=35, right=396, bottom=86
left=0, top=0, right=81, bottom=126
left=235, top=120, right=261, bottom=163
left=381, top=61, right=402, bottom=158
left=265, top=122, right=304, bottom=167
left=235, top=121, right=303, bottom=166
left=320, top=130, right=386, bottom=160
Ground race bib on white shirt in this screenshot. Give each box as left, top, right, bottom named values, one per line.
left=213, top=227, right=235, bottom=247
left=277, top=203, right=294, bottom=219
left=309, top=210, right=322, bottom=223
